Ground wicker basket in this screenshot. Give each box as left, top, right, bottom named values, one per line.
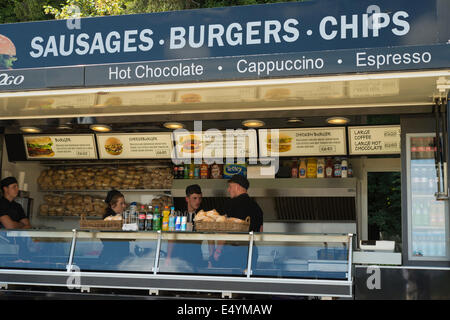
left=195, top=216, right=250, bottom=232
left=79, top=214, right=123, bottom=231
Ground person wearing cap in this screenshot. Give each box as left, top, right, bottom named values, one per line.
left=209, top=174, right=263, bottom=271
left=220, top=174, right=263, bottom=232
left=0, top=177, right=31, bottom=229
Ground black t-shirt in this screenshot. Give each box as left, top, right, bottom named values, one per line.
left=0, top=197, right=27, bottom=228
left=218, top=193, right=263, bottom=232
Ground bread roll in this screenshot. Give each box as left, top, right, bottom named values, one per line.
left=215, top=215, right=226, bottom=222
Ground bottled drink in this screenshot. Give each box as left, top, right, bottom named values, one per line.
left=333, top=158, right=342, bottom=178
left=173, top=166, right=178, bottom=179
left=181, top=214, right=187, bottom=231
left=194, top=164, right=200, bottom=179
left=348, top=163, right=353, bottom=178
left=420, top=167, right=428, bottom=194
left=341, top=159, right=348, bottom=178
left=200, top=162, right=209, bottom=179
left=138, top=205, right=146, bottom=231
left=162, top=206, right=170, bottom=231
left=178, top=165, right=184, bottom=179
left=306, top=158, right=317, bottom=178
left=317, top=158, right=325, bottom=178
left=298, top=159, right=307, bottom=178
left=152, top=206, right=161, bottom=231
left=123, top=210, right=130, bottom=224
left=411, top=138, right=418, bottom=159
left=146, top=205, right=153, bottom=231
left=291, top=159, right=298, bottom=178
left=411, top=166, right=420, bottom=194
left=129, top=202, right=138, bottom=224
left=184, top=164, right=189, bottom=179
left=325, top=158, right=334, bottom=178
left=175, top=212, right=182, bottom=231
left=169, top=207, right=176, bottom=231
left=189, top=164, right=195, bottom=179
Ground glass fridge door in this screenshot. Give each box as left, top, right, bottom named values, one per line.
left=407, top=134, right=449, bottom=261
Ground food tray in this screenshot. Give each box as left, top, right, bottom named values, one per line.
left=195, top=216, right=250, bottom=232
left=79, top=214, right=123, bottom=231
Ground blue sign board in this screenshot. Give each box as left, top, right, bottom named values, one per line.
left=0, top=0, right=448, bottom=91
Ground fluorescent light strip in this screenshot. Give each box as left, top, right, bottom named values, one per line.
left=0, top=101, right=431, bottom=120
left=0, top=70, right=448, bottom=98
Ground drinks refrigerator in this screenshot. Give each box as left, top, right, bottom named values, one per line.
left=407, top=134, right=449, bottom=261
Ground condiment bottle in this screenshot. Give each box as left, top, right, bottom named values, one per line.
left=291, top=159, right=298, bottom=178
left=306, top=158, right=317, bottom=178
left=325, top=158, right=334, bottom=178
left=298, top=158, right=307, bottom=178
left=200, top=162, right=209, bottom=179
left=317, top=158, right=325, bottom=178
left=341, top=159, right=348, bottom=178
left=333, top=158, right=342, bottom=178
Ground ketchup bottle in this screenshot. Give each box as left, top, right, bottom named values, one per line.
left=325, top=158, right=334, bottom=178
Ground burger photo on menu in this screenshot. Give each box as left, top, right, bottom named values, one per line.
left=0, top=34, right=17, bottom=70
left=26, top=136, right=55, bottom=157
left=104, top=137, right=123, bottom=155
left=267, top=132, right=292, bottom=153
left=179, top=134, right=202, bottom=153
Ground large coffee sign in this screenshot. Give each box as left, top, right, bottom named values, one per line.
left=349, top=125, right=401, bottom=155
left=259, top=127, right=347, bottom=157
left=24, top=135, right=97, bottom=159
left=97, top=133, right=173, bottom=159
left=174, top=130, right=258, bottom=159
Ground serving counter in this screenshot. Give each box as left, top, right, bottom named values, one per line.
left=0, top=229, right=353, bottom=298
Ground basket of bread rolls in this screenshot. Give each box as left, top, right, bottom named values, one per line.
left=80, top=214, right=123, bottom=231
left=194, top=209, right=250, bottom=232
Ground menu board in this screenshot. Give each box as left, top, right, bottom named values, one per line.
left=24, top=135, right=97, bottom=159
left=174, top=129, right=258, bottom=159
left=97, top=133, right=174, bottom=159
left=349, top=125, right=401, bottom=155
left=259, top=127, right=347, bottom=157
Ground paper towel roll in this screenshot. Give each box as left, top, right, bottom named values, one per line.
left=23, top=183, right=28, bottom=192
left=18, top=171, right=25, bottom=190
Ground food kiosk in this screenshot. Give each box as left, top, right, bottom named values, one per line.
left=0, top=0, right=448, bottom=299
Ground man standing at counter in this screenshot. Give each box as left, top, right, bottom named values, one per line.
left=220, top=175, right=263, bottom=232
left=0, top=177, right=31, bottom=229
left=185, top=184, right=203, bottom=230
left=210, top=175, right=263, bottom=270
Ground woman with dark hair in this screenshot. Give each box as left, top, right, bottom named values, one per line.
left=103, top=189, right=126, bottom=219
left=98, top=189, right=128, bottom=269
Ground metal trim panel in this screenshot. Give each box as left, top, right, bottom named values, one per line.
left=0, top=270, right=352, bottom=297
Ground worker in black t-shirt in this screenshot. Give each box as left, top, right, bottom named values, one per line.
left=210, top=175, right=263, bottom=271
left=0, top=177, right=31, bottom=229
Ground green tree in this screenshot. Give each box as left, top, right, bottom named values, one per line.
left=368, top=172, right=402, bottom=245
left=44, top=0, right=306, bottom=18
left=0, top=0, right=65, bottom=24
left=44, top=0, right=127, bottom=19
